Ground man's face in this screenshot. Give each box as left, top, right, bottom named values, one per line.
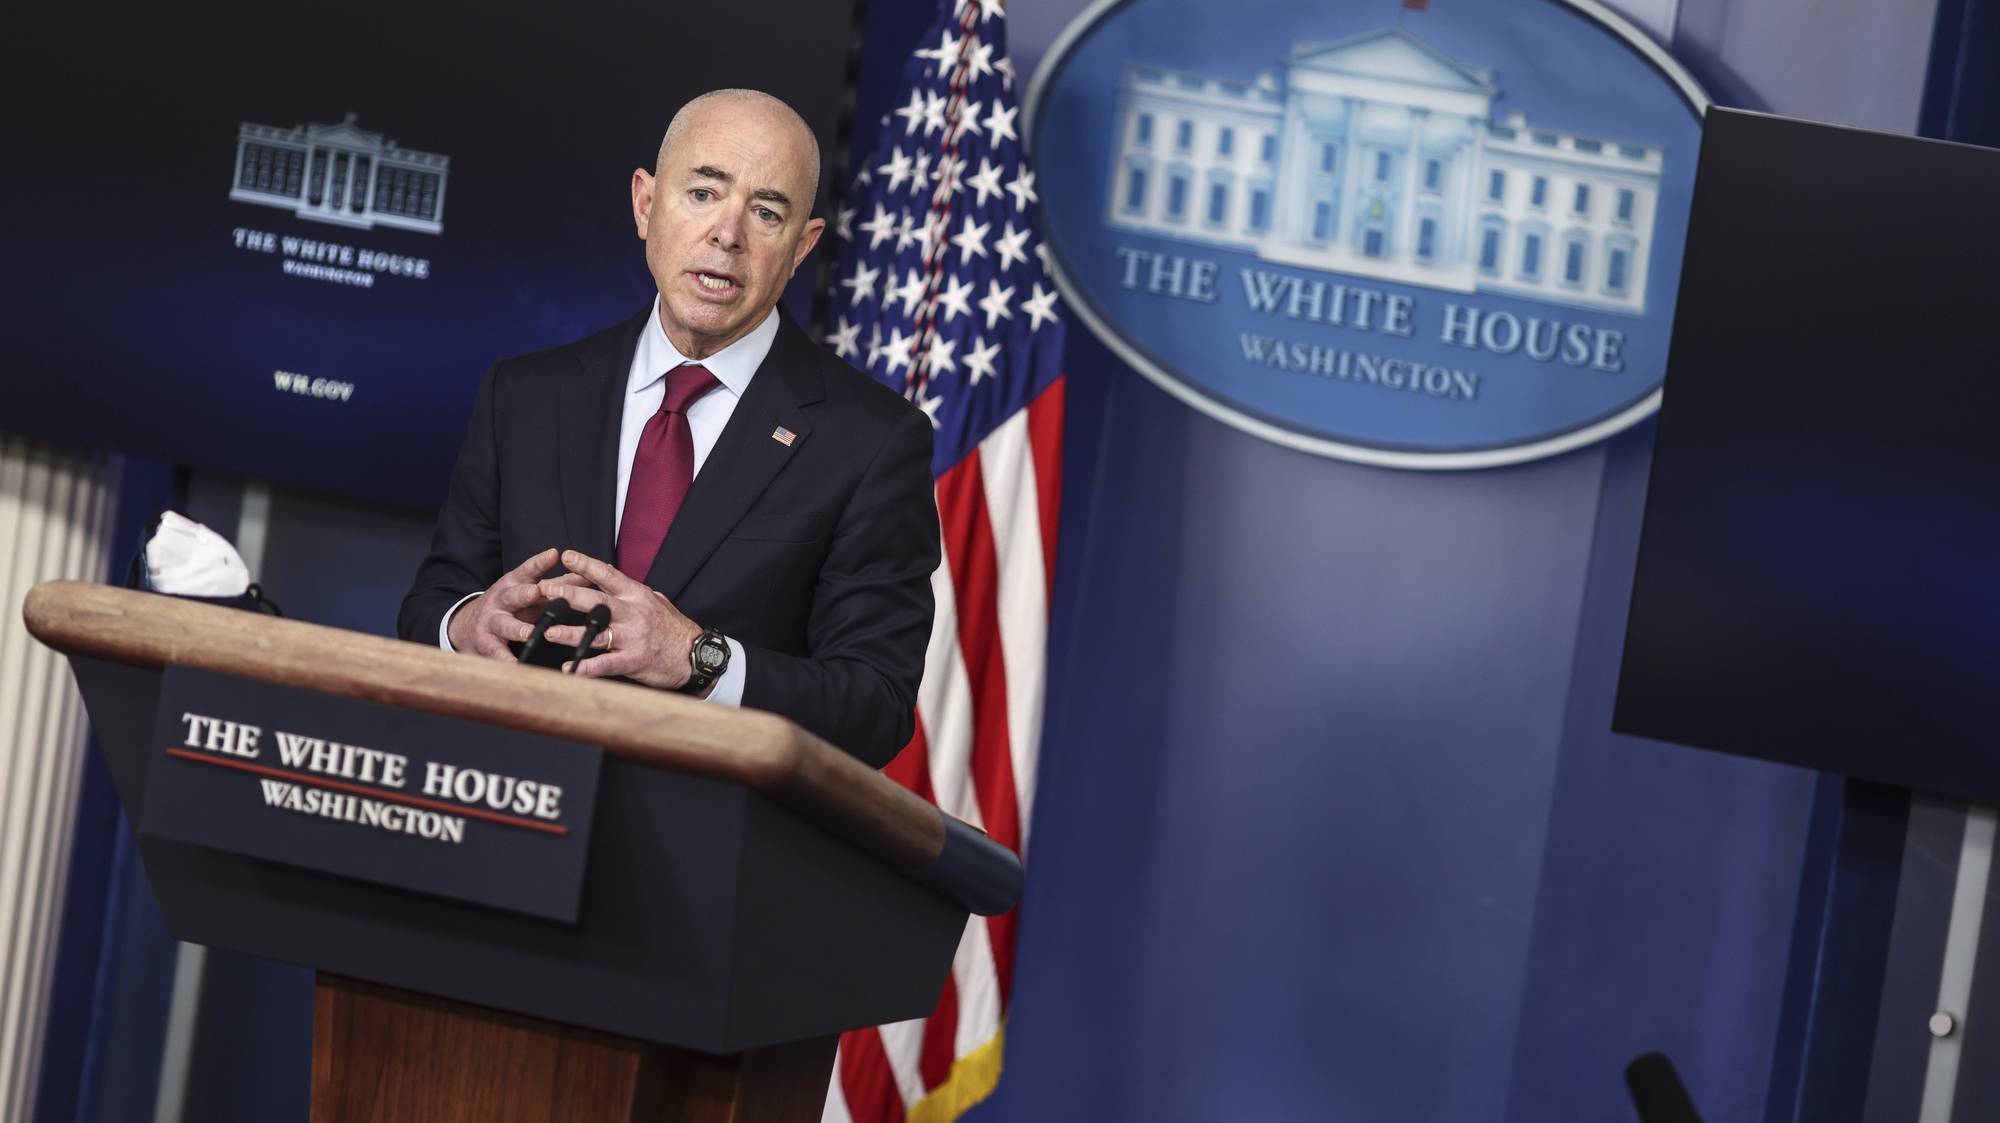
left=632, top=99, right=824, bottom=359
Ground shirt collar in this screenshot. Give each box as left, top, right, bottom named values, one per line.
left=628, top=296, right=778, bottom=400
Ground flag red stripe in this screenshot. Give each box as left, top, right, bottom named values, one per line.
left=935, top=451, right=1025, bottom=1009
left=985, top=908, right=1019, bottom=1013
left=1027, top=376, right=1066, bottom=599
left=935, top=453, right=1023, bottom=857
left=886, top=717, right=979, bottom=1053
left=839, top=1027, right=908, bottom=1123
left=884, top=712, right=934, bottom=802
left=919, top=973, right=962, bottom=1090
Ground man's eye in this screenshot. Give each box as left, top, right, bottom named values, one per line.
left=757, top=208, right=779, bottom=223
left=691, top=189, right=713, bottom=202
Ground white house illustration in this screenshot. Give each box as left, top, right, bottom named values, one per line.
left=1105, top=28, right=1664, bottom=314
left=230, top=113, right=450, bottom=235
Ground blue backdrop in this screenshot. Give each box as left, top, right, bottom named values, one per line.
left=948, top=1, right=1916, bottom=1119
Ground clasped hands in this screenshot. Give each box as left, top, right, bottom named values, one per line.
left=447, top=547, right=711, bottom=694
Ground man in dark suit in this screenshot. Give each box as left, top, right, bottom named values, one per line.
left=398, top=90, right=938, bottom=767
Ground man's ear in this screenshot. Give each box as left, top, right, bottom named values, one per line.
left=631, top=169, right=657, bottom=239
left=791, top=217, right=827, bottom=271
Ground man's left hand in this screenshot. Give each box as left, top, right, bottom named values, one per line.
left=538, top=549, right=709, bottom=694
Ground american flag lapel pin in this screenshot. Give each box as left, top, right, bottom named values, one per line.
left=771, top=425, right=797, bottom=447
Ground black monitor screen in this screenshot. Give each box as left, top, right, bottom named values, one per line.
left=0, top=0, right=853, bottom=508
left=1614, top=108, right=2000, bottom=800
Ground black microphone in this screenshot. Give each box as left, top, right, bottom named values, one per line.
left=1626, top=1052, right=1703, bottom=1123
left=567, top=605, right=612, bottom=673
left=516, top=597, right=572, bottom=665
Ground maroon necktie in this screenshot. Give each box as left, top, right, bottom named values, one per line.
left=616, top=363, right=721, bottom=580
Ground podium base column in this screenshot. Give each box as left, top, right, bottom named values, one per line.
left=311, top=974, right=836, bottom=1123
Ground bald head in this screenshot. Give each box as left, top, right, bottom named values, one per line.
left=632, top=87, right=829, bottom=359
left=656, top=89, right=821, bottom=218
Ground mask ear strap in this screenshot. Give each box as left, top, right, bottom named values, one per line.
left=126, top=513, right=166, bottom=590
left=246, top=583, right=284, bottom=618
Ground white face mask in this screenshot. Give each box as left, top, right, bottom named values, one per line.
left=144, top=511, right=252, bottom=598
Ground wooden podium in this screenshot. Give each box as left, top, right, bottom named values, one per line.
left=23, top=581, right=1021, bottom=1123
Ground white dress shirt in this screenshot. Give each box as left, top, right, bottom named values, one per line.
left=440, top=299, right=779, bottom=706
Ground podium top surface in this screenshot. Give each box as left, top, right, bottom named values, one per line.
left=24, top=581, right=989, bottom=892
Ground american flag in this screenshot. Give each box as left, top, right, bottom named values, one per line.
left=820, top=0, right=1064, bottom=1119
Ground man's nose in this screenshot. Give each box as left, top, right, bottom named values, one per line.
left=708, top=209, right=744, bottom=251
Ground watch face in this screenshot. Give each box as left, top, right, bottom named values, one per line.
left=693, top=635, right=728, bottom=675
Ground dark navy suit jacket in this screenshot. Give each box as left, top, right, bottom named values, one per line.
left=397, top=306, right=939, bottom=766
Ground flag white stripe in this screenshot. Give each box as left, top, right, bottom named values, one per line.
left=949, top=913, right=1003, bottom=1057
left=976, top=411, right=1048, bottom=851
left=877, top=1017, right=931, bottom=1108
left=820, top=1062, right=855, bottom=1123
left=918, top=537, right=984, bottom=830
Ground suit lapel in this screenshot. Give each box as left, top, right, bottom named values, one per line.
left=556, top=308, right=650, bottom=563
left=647, top=313, right=825, bottom=599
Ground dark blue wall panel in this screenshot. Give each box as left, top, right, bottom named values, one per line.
left=1502, top=422, right=1816, bottom=1123
left=969, top=331, right=1702, bottom=1121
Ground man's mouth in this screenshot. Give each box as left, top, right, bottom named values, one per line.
left=690, top=271, right=740, bottom=294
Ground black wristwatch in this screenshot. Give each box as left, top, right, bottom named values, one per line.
left=686, top=628, right=730, bottom=694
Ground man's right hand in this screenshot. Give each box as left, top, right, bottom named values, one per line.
left=446, top=547, right=588, bottom=659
